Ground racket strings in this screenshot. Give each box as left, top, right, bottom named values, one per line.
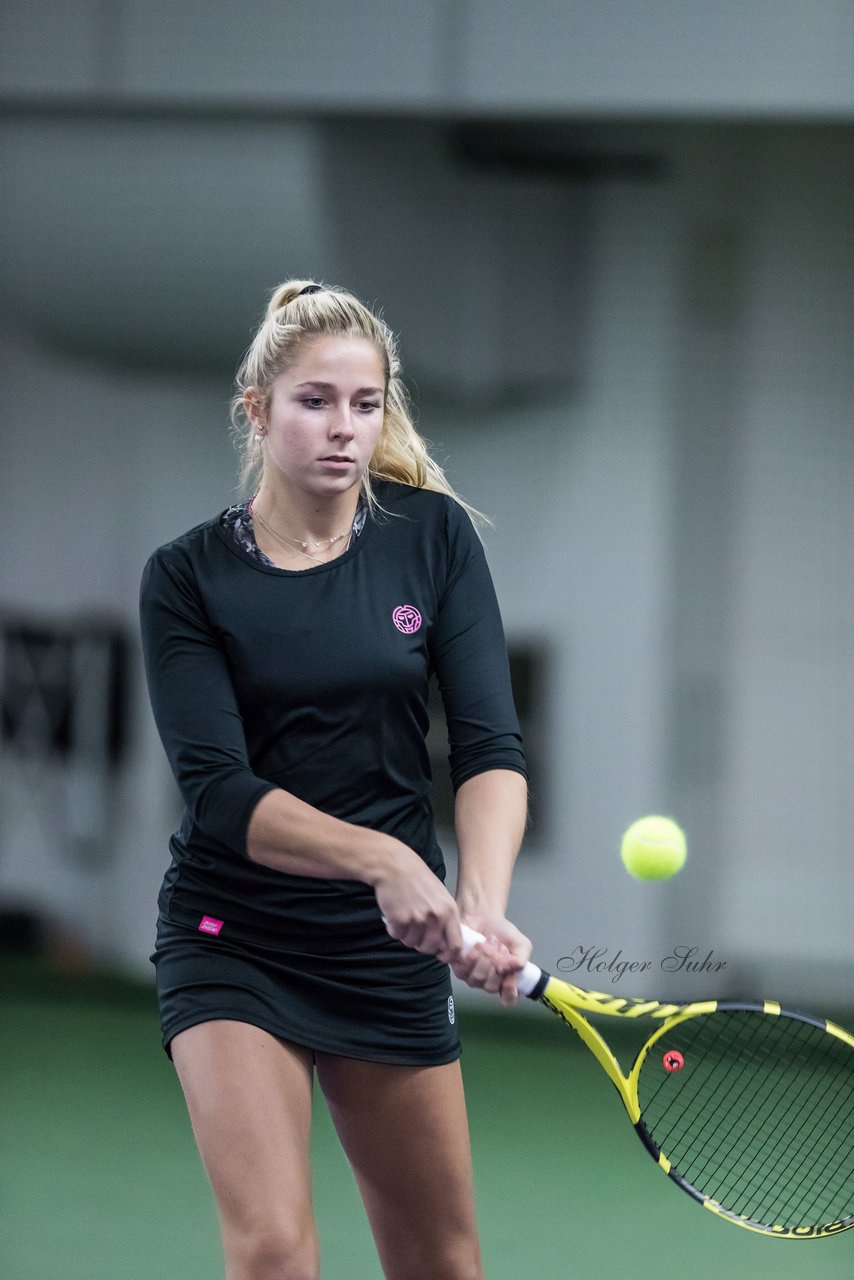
left=735, top=1029, right=854, bottom=1225
left=801, top=1126, right=854, bottom=1224
left=771, top=1088, right=854, bottom=1226
left=788, top=1135, right=854, bottom=1228
left=669, top=1041, right=827, bottom=1223
left=693, top=1021, right=852, bottom=1226
left=643, top=1011, right=779, bottom=1177
left=684, top=1018, right=832, bottom=1210
left=723, top=1030, right=849, bottom=1223
left=688, top=1020, right=852, bottom=1227
left=637, top=1010, right=854, bottom=1230
left=741, top=1036, right=850, bottom=1183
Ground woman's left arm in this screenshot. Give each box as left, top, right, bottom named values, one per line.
left=432, top=497, right=532, bottom=1000
left=451, top=768, right=532, bottom=1004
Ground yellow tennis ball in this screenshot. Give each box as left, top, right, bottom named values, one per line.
left=620, top=816, right=687, bottom=880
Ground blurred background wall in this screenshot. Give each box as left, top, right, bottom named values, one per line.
left=1, top=1, right=852, bottom=1004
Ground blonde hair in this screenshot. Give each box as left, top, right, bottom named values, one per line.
left=230, top=279, right=485, bottom=522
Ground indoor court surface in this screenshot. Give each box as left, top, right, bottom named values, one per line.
left=3, top=962, right=852, bottom=1279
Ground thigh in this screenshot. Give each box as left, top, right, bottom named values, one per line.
left=171, top=1020, right=318, bottom=1274
left=315, top=1054, right=483, bottom=1280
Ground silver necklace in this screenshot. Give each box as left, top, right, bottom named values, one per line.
left=249, top=499, right=352, bottom=564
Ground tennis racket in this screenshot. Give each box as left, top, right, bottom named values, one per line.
left=460, top=924, right=854, bottom=1239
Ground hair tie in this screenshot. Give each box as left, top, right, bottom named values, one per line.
left=297, top=284, right=322, bottom=296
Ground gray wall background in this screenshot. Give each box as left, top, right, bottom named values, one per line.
left=1, top=2, right=852, bottom=1005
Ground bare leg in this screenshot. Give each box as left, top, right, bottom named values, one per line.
left=171, top=1021, right=318, bottom=1280
left=316, top=1055, right=484, bottom=1280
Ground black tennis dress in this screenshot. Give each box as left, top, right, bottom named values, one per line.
left=140, top=481, right=526, bottom=1062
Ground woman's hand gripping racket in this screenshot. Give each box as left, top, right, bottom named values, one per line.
left=460, top=924, right=854, bottom=1240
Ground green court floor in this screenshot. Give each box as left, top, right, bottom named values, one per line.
left=2, top=963, right=852, bottom=1279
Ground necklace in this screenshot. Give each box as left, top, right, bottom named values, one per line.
left=249, top=499, right=352, bottom=564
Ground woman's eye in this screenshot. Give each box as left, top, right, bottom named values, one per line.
left=359, top=401, right=382, bottom=412
left=303, top=397, right=326, bottom=409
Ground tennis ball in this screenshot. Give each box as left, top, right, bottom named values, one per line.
left=620, top=815, right=687, bottom=881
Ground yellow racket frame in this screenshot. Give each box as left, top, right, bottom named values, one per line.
left=537, top=974, right=854, bottom=1240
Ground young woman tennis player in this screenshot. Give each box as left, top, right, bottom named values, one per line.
left=139, top=280, right=530, bottom=1280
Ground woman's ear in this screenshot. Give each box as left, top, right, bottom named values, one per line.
left=243, top=388, right=265, bottom=435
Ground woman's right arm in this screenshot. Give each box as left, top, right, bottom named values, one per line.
left=246, top=790, right=462, bottom=954
left=139, top=549, right=462, bottom=956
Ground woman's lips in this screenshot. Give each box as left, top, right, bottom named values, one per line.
left=319, top=455, right=354, bottom=467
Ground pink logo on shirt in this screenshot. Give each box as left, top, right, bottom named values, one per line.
left=392, top=605, right=422, bottom=634
left=198, top=916, right=224, bottom=936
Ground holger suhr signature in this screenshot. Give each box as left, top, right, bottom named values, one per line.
left=556, top=945, right=726, bottom=985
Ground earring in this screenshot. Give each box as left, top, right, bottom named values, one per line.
left=254, top=431, right=264, bottom=442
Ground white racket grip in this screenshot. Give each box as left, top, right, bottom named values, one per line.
left=459, top=923, right=543, bottom=999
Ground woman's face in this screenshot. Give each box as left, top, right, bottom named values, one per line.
left=254, top=335, right=386, bottom=501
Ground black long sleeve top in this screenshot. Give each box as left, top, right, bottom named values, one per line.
left=139, top=481, right=526, bottom=946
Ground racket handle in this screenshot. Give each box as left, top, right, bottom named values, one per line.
left=381, top=918, right=544, bottom=998
left=459, top=923, right=543, bottom=999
